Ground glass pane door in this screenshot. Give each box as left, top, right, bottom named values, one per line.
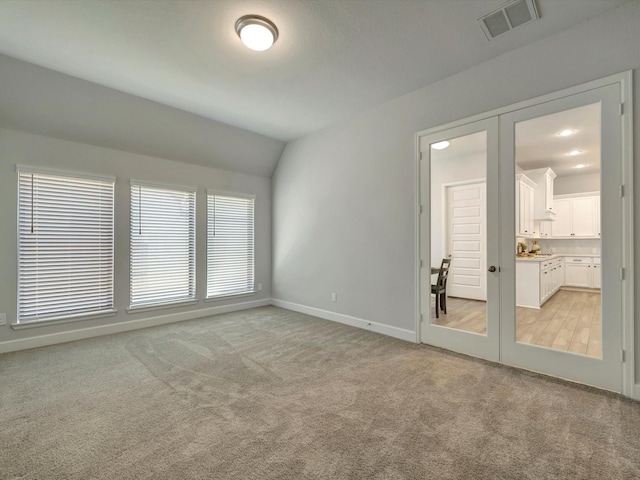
left=499, top=83, right=622, bottom=392
left=420, top=118, right=500, bottom=362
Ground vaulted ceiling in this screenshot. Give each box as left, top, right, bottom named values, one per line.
left=0, top=0, right=629, bottom=177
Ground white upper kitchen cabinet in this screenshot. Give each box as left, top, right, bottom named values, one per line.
left=523, top=168, right=557, bottom=220
left=539, top=220, right=552, bottom=237
left=550, top=193, right=599, bottom=238
left=516, top=174, right=536, bottom=237
left=551, top=198, right=572, bottom=237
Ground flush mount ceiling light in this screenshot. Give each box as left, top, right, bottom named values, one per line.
left=567, top=150, right=583, bottom=156
left=235, top=15, right=278, bottom=51
left=431, top=141, right=450, bottom=150
left=574, top=164, right=587, bottom=169
left=558, top=129, right=576, bottom=137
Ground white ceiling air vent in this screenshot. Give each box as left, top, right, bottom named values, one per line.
left=478, top=0, right=539, bottom=40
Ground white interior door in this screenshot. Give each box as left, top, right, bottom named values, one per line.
left=446, top=182, right=486, bottom=301
left=500, top=83, right=623, bottom=392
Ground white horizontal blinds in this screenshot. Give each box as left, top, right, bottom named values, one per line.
left=130, top=183, right=196, bottom=308
left=207, top=193, right=255, bottom=298
left=17, top=170, right=115, bottom=323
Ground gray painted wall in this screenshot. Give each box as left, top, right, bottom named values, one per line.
left=554, top=173, right=600, bottom=195
left=0, top=54, right=286, bottom=178
left=272, top=3, right=640, bottom=377
left=0, top=128, right=272, bottom=345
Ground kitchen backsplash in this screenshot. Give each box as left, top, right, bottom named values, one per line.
left=538, top=238, right=600, bottom=255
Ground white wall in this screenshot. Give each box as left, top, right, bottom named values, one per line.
left=272, top=2, right=640, bottom=376
left=0, top=129, right=271, bottom=349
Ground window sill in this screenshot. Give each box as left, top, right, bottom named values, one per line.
left=126, top=299, right=199, bottom=314
left=205, top=291, right=256, bottom=302
left=12, top=309, right=118, bottom=330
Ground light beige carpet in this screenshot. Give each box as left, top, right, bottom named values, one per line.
left=1, top=306, right=639, bottom=479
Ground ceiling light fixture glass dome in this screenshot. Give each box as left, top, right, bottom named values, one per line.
left=235, top=15, right=279, bottom=51
left=431, top=141, right=450, bottom=150
left=558, top=129, right=576, bottom=137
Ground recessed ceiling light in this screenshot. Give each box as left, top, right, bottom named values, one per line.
left=558, top=129, right=576, bottom=137
left=567, top=150, right=583, bottom=156
left=431, top=141, right=450, bottom=150
left=574, top=164, right=586, bottom=169
left=235, top=15, right=279, bottom=51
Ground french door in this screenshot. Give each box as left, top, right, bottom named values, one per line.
left=419, top=81, right=626, bottom=392
left=419, top=118, right=500, bottom=362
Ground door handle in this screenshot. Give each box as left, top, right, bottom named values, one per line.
left=488, top=265, right=497, bottom=272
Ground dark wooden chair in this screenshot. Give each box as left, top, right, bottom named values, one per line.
left=431, top=257, right=451, bottom=318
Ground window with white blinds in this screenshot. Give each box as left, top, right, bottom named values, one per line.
left=207, top=192, right=255, bottom=299
left=17, top=167, right=115, bottom=324
left=130, top=182, right=196, bottom=309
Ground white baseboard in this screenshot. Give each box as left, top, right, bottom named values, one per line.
left=634, top=383, right=640, bottom=401
left=271, top=299, right=417, bottom=343
left=0, top=298, right=271, bottom=354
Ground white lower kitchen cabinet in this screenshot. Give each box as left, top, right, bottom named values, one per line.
left=592, top=257, right=601, bottom=289
left=516, top=257, right=563, bottom=308
left=563, top=256, right=601, bottom=288
left=564, top=256, right=597, bottom=288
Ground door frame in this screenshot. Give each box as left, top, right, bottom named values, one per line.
left=414, top=71, right=634, bottom=398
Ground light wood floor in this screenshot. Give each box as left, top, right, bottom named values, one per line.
left=431, top=289, right=601, bottom=358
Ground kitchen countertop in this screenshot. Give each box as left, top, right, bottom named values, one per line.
left=516, top=253, right=600, bottom=262
left=516, top=254, right=562, bottom=262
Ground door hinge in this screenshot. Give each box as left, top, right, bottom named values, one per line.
left=420, top=205, right=424, bottom=213
left=620, top=268, right=625, bottom=280
left=420, top=151, right=423, bottom=160
left=620, top=103, right=624, bottom=116
left=621, top=349, right=625, bottom=362
left=420, top=259, right=424, bottom=267
left=620, top=185, right=625, bottom=198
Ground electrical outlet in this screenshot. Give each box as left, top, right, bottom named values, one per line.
left=0, top=313, right=6, bottom=326
left=257, top=283, right=262, bottom=291
left=331, top=293, right=337, bottom=303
